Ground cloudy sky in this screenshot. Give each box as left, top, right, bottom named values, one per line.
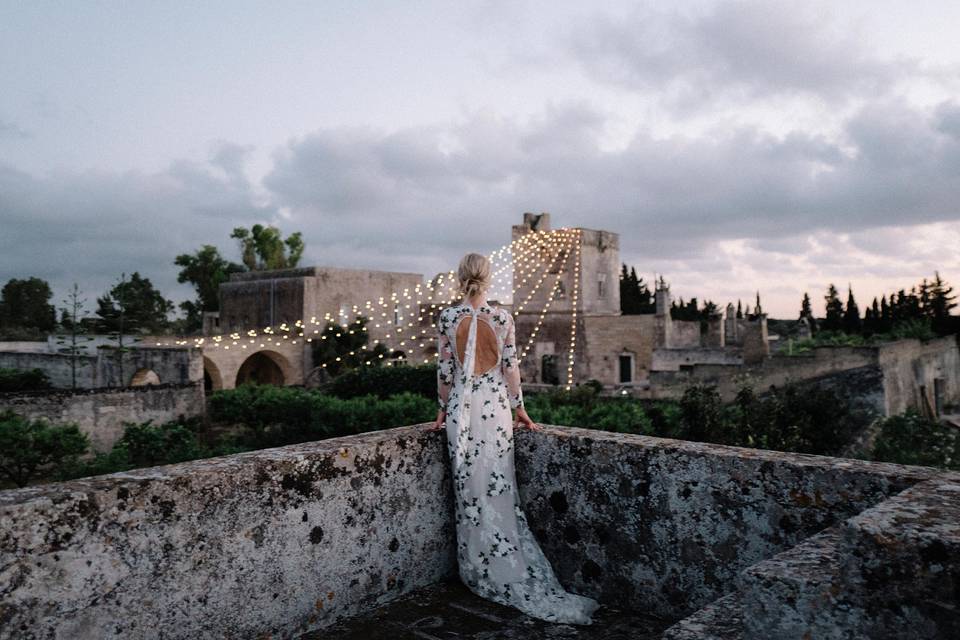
left=2, top=0, right=959, bottom=319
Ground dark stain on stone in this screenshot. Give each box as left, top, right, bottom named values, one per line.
left=117, top=487, right=130, bottom=502
left=549, top=491, right=568, bottom=515
left=309, top=526, right=324, bottom=544
left=582, top=558, right=602, bottom=583
left=350, top=477, right=362, bottom=490
left=281, top=469, right=318, bottom=499
left=920, top=539, right=949, bottom=564
left=389, top=537, right=400, bottom=552
left=302, top=511, right=309, bottom=522
left=563, top=525, right=581, bottom=544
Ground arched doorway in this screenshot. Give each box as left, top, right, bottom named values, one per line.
left=130, top=368, right=160, bottom=386
left=236, top=351, right=287, bottom=387
left=203, top=356, right=223, bottom=392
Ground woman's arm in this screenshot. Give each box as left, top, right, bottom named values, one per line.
left=428, top=317, right=454, bottom=431
left=502, top=313, right=539, bottom=430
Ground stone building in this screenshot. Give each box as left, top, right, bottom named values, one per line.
left=201, top=266, right=426, bottom=390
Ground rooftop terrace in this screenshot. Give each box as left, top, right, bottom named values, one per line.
left=2, top=424, right=958, bottom=639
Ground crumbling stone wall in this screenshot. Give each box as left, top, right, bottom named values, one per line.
left=0, top=346, right=201, bottom=389
left=0, top=382, right=205, bottom=453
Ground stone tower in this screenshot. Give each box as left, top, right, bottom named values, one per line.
left=654, top=277, right=673, bottom=348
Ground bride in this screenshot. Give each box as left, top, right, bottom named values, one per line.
left=425, top=252, right=600, bottom=625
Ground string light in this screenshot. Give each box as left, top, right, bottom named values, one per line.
left=565, top=228, right=582, bottom=390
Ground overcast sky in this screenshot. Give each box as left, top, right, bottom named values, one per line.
left=2, top=0, right=959, bottom=318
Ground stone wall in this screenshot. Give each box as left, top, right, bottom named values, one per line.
left=0, top=346, right=202, bottom=390
left=2, top=424, right=957, bottom=638
left=648, top=337, right=960, bottom=418
left=0, top=426, right=455, bottom=639
left=670, top=320, right=701, bottom=348
left=651, top=347, right=743, bottom=372
left=0, top=382, right=205, bottom=452
left=513, top=426, right=939, bottom=619
left=582, top=314, right=656, bottom=384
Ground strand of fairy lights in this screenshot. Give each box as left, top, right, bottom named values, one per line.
left=565, top=228, right=582, bottom=390
left=189, top=232, right=568, bottom=376
left=519, top=234, right=575, bottom=360
left=155, top=230, right=552, bottom=350
left=315, top=228, right=575, bottom=371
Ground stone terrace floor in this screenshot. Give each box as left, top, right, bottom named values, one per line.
left=300, top=580, right=675, bottom=640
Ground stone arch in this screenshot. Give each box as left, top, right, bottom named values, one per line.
left=130, top=368, right=160, bottom=386
left=235, top=350, right=292, bottom=387
left=203, top=356, right=223, bottom=392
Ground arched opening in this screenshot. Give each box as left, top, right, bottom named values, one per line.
left=236, top=351, right=287, bottom=386
left=130, top=368, right=160, bottom=386
left=203, top=356, right=223, bottom=392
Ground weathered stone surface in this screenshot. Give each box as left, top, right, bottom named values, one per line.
left=835, top=475, right=960, bottom=639
left=0, top=425, right=455, bottom=639
left=2, top=422, right=956, bottom=639
left=306, top=579, right=672, bottom=639
left=661, top=592, right=743, bottom=640
left=0, top=382, right=205, bottom=452
left=513, top=425, right=938, bottom=619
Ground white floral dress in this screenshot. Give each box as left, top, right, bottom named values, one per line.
left=436, top=300, right=600, bottom=624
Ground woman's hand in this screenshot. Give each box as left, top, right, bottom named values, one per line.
left=514, top=407, right=542, bottom=431
left=425, top=409, right=446, bottom=432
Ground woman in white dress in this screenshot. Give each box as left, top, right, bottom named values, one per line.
left=425, top=252, right=600, bottom=625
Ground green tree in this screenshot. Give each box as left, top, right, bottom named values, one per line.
left=55, top=283, right=95, bottom=389
left=0, top=411, right=90, bottom=487
left=799, top=292, right=812, bottom=319
left=0, top=277, right=56, bottom=334
left=842, top=285, right=862, bottom=334
left=928, top=271, right=958, bottom=335
left=174, top=245, right=247, bottom=331
left=310, top=315, right=391, bottom=378
left=231, top=224, right=304, bottom=271
left=96, top=271, right=174, bottom=334
left=823, top=284, right=844, bottom=332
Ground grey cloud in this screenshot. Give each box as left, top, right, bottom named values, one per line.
left=568, top=1, right=915, bottom=106
left=0, top=151, right=274, bottom=311
left=0, top=119, right=31, bottom=140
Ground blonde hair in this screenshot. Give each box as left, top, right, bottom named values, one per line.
left=457, top=252, right=491, bottom=299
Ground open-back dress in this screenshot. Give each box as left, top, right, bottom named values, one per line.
left=436, top=299, right=600, bottom=624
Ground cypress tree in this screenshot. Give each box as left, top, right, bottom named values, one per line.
left=842, top=285, right=862, bottom=334
left=823, top=284, right=844, bottom=332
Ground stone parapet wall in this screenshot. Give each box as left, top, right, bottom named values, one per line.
left=0, top=426, right=455, bottom=639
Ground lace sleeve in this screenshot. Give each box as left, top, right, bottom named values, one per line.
left=437, top=315, right=454, bottom=412
left=501, top=311, right=524, bottom=410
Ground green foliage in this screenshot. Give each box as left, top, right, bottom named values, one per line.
left=823, top=283, right=844, bottom=332
left=174, top=245, right=247, bottom=331
left=0, top=410, right=89, bottom=487
left=207, top=384, right=435, bottom=448
left=60, top=418, right=248, bottom=480
left=619, top=264, right=655, bottom=314
left=310, top=315, right=391, bottom=376
left=231, top=224, right=304, bottom=271
left=524, top=385, right=654, bottom=436
left=96, top=271, right=174, bottom=334
left=0, top=276, right=56, bottom=335
left=323, top=363, right=437, bottom=400
left=871, top=409, right=959, bottom=470
left=0, top=368, right=52, bottom=392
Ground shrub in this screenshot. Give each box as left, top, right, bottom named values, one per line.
left=322, top=363, right=437, bottom=400
left=871, top=409, right=959, bottom=470
left=208, top=384, right=436, bottom=448
left=0, top=410, right=89, bottom=487
left=0, top=368, right=52, bottom=392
